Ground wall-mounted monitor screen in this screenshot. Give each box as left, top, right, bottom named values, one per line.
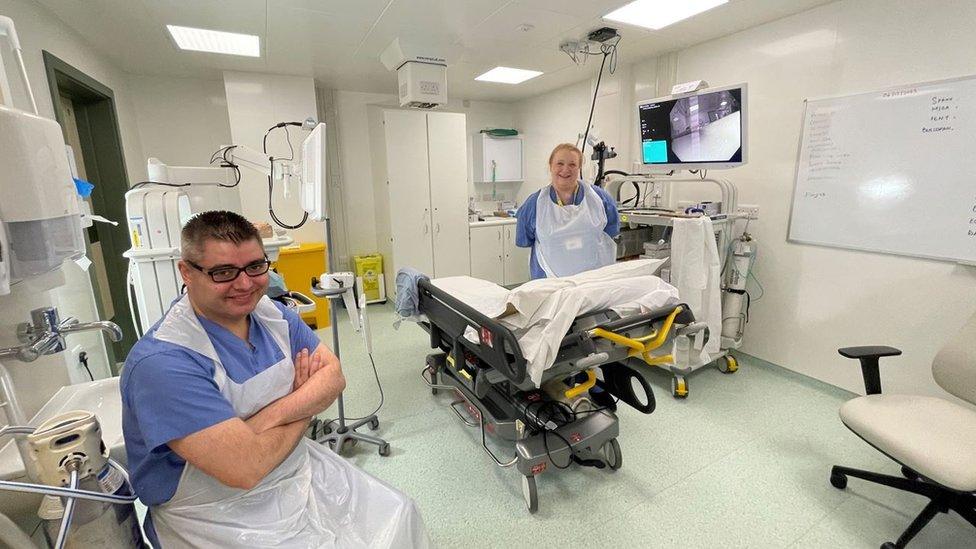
left=637, top=83, right=747, bottom=169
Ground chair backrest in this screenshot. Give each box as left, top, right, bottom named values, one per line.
left=932, top=309, right=976, bottom=405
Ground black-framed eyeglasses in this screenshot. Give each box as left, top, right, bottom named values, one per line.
left=186, top=257, right=271, bottom=283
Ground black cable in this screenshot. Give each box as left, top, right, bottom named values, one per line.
left=522, top=395, right=620, bottom=470
left=284, top=126, right=295, bottom=161
left=78, top=352, right=94, bottom=382
left=130, top=181, right=191, bottom=189
left=267, top=175, right=309, bottom=229
left=315, top=349, right=386, bottom=435
left=262, top=122, right=309, bottom=229
left=580, top=50, right=610, bottom=158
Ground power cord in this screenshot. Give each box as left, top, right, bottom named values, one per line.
left=78, top=352, right=94, bottom=382
left=313, top=350, right=386, bottom=437
left=522, top=395, right=620, bottom=470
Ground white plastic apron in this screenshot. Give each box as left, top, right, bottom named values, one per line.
left=535, top=182, right=617, bottom=278
left=150, top=295, right=429, bottom=548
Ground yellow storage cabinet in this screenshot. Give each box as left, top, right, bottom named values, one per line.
left=273, top=242, right=330, bottom=329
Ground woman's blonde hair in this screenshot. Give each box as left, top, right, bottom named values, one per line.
left=547, top=143, right=584, bottom=169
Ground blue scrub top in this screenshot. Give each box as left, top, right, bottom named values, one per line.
left=515, top=184, right=620, bottom=279
left=120, top=299, right=320, bottom=542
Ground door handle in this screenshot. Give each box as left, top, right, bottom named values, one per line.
left=436, top=223, right=441, bottom=233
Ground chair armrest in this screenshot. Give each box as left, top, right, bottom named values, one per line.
left=837, top=346, right=902, bottom=395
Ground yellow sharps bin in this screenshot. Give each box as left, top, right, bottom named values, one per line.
left=353, top=254, right=386, bottom=304
left=273, top=243, right=330, bottom=329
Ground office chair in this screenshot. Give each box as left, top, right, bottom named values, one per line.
left=830, top=311, right=976, bottom=548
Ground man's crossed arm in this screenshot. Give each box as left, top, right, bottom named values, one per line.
left=168, top=343, right=345, bottom=490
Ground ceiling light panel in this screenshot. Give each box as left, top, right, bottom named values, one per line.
left=475, top=66, right=543, bottom=84
left=603, top=0, right=728, bottom=31
left=167, top=25, right=261, bottom=57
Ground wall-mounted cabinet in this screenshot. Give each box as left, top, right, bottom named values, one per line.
left=472, top=134, right=523, bottom=183
left=469, top=222, right=530, bottom=286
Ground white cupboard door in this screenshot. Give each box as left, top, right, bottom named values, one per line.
left=383, top=109, right=434, bottom=275
left=469, top=226, right=504, bottom=285
left=503, top=224, right=531, bottom=285
left=485, top=136, right=523, bottom=182
left=427, top=112, right=471, bottom=277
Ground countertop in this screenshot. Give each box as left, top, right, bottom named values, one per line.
left=470, top=217, right=517, bottom=227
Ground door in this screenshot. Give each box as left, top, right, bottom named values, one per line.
left=45, top=51, right=136, bottom=369
left=503, top=223, right=531, bottom=285
left=383, top=109, right=434, bottom=275
left=469, top=225, right=504, bottom=284
left=426, top=112, right=471, bottom=277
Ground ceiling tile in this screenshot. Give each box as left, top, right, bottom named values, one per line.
left=512, top=0, right=632, bottom=20
left=272, top=0, right=391, bottom=19
left=461, top=3, right=588, bottom=51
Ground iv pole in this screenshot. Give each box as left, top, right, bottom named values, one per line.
left=225, top=131, right=389, bottom=456
left=311, top=216, right=390, bottom=456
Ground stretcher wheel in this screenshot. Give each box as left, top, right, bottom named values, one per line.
left=522, top=475, right=538, bottom=514
left=368, top=417, right=380, bottom=431
left=603, top=439, right=622, bottom=471
left=718, top=355, right=739, bottom=374
left=671, top=376, right=689, bottom=399
left=379, top=443, right=391, bottom=456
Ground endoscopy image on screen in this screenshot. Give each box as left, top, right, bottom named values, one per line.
left=639, top=88, right=743, bottom=164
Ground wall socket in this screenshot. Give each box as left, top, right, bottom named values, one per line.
left=736, top=204, right=760, bottom=220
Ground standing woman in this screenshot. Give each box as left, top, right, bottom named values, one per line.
left=515, top=143, right=620, bottom=279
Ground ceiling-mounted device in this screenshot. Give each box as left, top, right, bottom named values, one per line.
left=380, top=39, right=448, bottom=109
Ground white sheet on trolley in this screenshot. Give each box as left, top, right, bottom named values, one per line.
left=430, top=259, right=679, bottom=386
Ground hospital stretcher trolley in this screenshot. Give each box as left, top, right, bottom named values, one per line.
left=609, top=174, right=754, bottom=398
left=415, top=278, right=706, bottom=513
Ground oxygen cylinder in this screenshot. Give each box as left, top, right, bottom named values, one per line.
left=721, top=234, right=756, bottom=348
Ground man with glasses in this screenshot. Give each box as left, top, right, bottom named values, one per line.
left=120, top=210, right=428, bottom=547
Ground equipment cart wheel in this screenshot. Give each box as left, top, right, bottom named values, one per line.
left=671, top=376, right=689, bottom=399
left=603, top=438, right=622, bottom=471
left=718, top=355, right=739, bottom=374
left=522, top=475, right=538, bottom=514
left=368, top=417, right=380, bottom=431
left=379, top=443, right=391, bottom=456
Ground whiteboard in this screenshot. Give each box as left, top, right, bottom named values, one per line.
left=788, top=75, right=976, bottom=264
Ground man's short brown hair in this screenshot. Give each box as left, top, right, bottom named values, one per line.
left=181, top=210, right=263, bottom=261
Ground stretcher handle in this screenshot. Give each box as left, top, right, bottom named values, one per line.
left=590, top=306, right=683, bottom=356
left=564, top=369, right=597, bottom=399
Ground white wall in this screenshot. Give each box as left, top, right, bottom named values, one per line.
left=514, top=61, right=643, bottom=203
left=129, top=74, right=232, bottom=169
left=0, top=0, right=146, bottom=422
left=512, top=0, right=976, bottom=400
left=333, top=90, right=518, bottom=260
left=223, top=71, right=325, bottom=245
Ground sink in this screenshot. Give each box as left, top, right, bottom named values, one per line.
left=0, top=377, right=125, bottom=527
left=0, top=376, right=125, bottom=480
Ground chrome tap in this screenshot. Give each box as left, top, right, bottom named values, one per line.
left=0, top=307, right=122, bottom=363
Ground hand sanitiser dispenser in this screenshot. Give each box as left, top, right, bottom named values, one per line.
left=0, top=16, right=85, bottom=295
